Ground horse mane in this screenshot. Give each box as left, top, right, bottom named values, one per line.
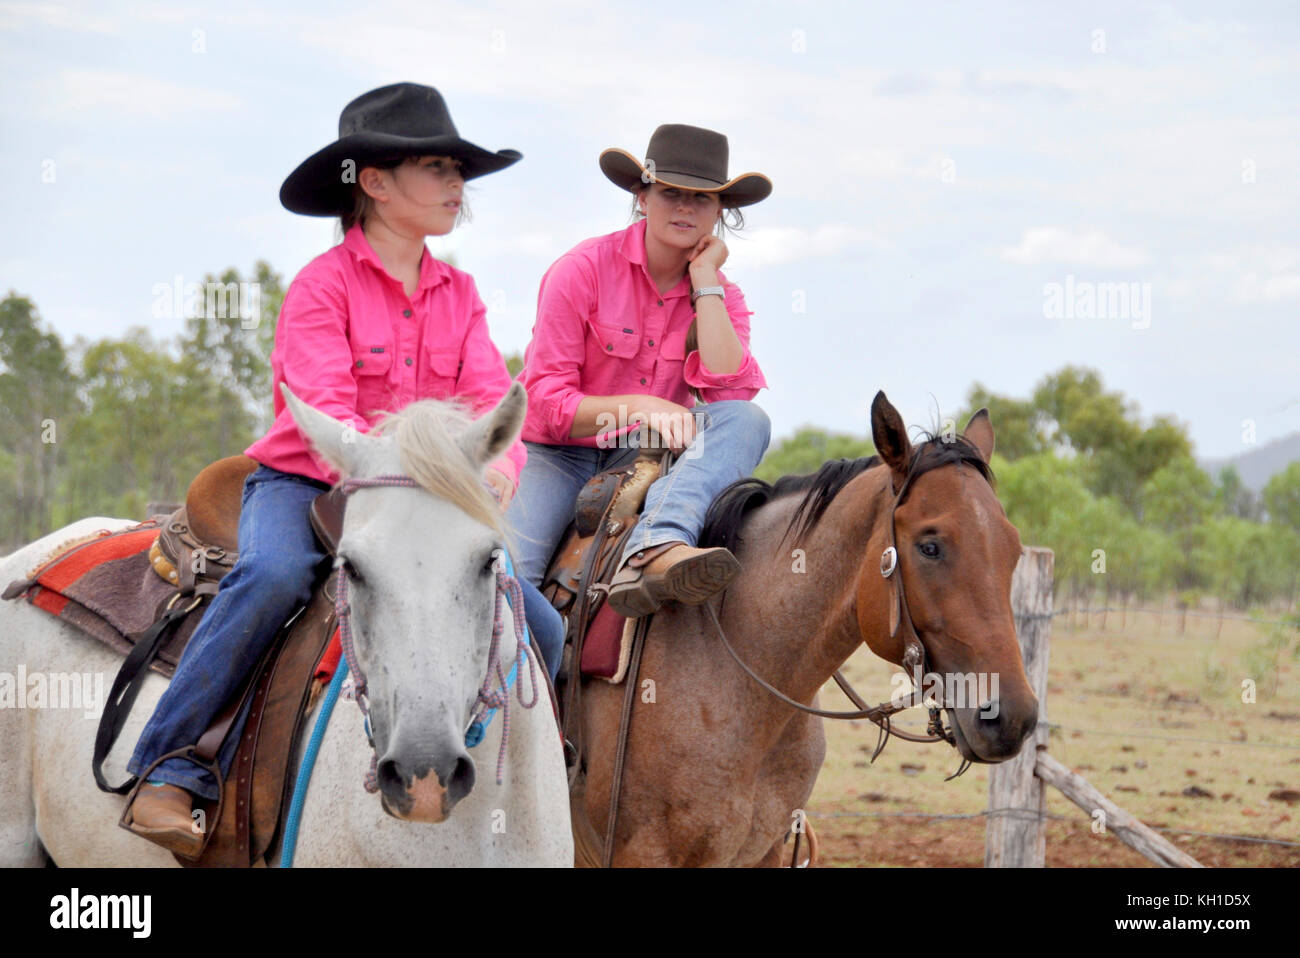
left=371, top=398, right=507, bottom=538
left=698, top=431, right=995, bottom=553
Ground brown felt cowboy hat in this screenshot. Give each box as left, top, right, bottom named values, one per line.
left=599, top=124, right=771, bottom=208
left=280, top=82, right=521, bottom=216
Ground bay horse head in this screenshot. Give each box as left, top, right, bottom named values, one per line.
left=855, top=391, right=1036, bottom=763
left=281, top=382, right=528, bottom=821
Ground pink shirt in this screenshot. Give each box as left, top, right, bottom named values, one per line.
left=518, top=219, right=767, bottom=447
left=246, top=225, right=526, bottom=486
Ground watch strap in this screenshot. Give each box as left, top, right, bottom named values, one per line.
left=691, top=285, right=725, bottom=304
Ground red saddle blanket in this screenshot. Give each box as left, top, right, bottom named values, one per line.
left=8, top=519, right=348, bottom=681
left=7, top=520, right=195, bottom=677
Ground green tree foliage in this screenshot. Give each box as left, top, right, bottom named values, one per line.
left=1214, top=465, right=1259, bottom=520
left=0, top=294, right=80, bottom=545
left=959, top=384, right=1045, bottom=460
left=0, top=267, right=282, bottom=550
left=754, top=426, right=875, bottom=483
left=1263, top=462, right=1300, bottom=533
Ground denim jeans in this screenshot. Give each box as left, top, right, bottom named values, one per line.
left=127, top=465, right=329, bottom=800
left=506, top=399, right=772, bottom=592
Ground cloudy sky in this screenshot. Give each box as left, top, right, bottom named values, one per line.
left=2, top=1, right=1297, bottom=459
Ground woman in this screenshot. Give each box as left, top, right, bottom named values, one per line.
left=123, top=82, right=564, bottom=856
left=508, top=123, right=772, bottom=619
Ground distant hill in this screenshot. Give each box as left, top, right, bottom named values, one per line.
left=1200, top=432, right=1300, bottom=492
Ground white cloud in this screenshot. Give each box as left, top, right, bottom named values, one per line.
left=1001, top=227, right=1149, bottom=268
left=57, top=69, right=241, bottom=118
left=737, top=224, right=889, bottom=268
left=0, top=2, right=117, bottom=34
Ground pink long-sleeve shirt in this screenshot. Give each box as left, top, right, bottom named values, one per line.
left=517, top=219, right=767, bottom=447
left=246, top=225, right=526, bottom=486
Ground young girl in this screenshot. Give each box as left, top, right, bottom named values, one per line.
left=124, top=82, right=564, bottom=855
left=507, top=124, right=772, bottom=618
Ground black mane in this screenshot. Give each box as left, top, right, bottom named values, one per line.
left=698, top=433, right=994, bottom=554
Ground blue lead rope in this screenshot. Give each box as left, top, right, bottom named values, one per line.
left=277, top=653, right=348, bottom=868
left=277, top=546, right=531, bottom=868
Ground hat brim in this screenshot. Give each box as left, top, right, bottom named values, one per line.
left=598, top=148, right=771, bottom=208
left=281, top=133, right=522, bottom=216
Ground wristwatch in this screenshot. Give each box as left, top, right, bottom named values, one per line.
left=690, top=285, right=725, bottom=304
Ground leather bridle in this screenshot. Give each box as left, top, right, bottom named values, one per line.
left=708, top=456, right=976, bottom=780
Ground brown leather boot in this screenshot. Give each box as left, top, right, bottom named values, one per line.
left=124, top=783, right=204, bottom=858
left=606, top=541, right=741, bottom=618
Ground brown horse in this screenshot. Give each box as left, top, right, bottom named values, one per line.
left=568, top=391, right=1038, bottom=866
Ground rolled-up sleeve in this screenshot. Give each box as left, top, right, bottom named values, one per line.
left=456, top=280, right=528, bottom=488
left=684, top=281, right=767, bottom=402
left=522, top=254, right=596, bottom=444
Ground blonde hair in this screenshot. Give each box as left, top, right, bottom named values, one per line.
left=372, top=398, right=511, bottom=544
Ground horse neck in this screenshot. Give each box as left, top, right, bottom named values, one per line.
left=739, top=466, right=896, bottom=703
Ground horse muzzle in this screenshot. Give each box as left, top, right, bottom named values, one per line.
left=375, top=746, right=476, bottom=822
left=947, top=697, right=1038, bottom=764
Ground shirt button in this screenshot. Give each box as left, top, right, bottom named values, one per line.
left=355, top=359, right=364, bottom=368
left=648, top=339, right=654, bottom=346
left=640, top=377, right=647, bottom=385
left=657, top=300, right=663, bottom=306
left=606, top=344, right=613, bottom=351
left=405, top=357, right=413, bottom=366
left=403, top=308, right=412, bottom=318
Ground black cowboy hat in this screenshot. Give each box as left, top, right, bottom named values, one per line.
left=599, top=123, right=771, bottom=208
left=280, top=82, right=522, bottom=216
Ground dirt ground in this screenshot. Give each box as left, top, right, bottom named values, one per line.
left=809, top=813, right=1296, bottom=868
left=804, top=605, right=1300, bottom=867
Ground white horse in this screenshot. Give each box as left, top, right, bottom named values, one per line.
left=0, top=383, right=573, bottom=867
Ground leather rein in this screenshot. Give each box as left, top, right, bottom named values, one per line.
left=706, top=459, right=975, bottom=779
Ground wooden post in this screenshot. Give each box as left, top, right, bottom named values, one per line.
left=1035, top=753, right=1203, bottom=867
left=985, top=546, right=1053, bottom=867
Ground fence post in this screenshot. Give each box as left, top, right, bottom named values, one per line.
left=985, top=546, right=1054, bottom=867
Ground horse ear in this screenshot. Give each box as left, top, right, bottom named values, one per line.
left=460, top=382, right=526, bottom=470
left=963, top=407, right=995, bottom=463
left=280, top=383, right=374, bottom=477
left=870, top=391, right=913, bottom=488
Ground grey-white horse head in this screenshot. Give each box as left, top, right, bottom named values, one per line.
left=281, top=381, right=526, bottom=822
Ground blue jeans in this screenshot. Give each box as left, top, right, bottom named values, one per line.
left=128, top=465, right=329, bottom=800
left=506, top=399, right=772, bottom=593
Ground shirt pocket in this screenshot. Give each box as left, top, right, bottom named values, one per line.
left=351, top=345, right=394, bottom=417
left=425, top=347, right=463, bottom=399
left=656, top=327, right=690, bottom=377
left=586, top=316, right=640, bottom=359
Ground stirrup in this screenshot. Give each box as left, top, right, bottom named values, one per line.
left=118, top=746, right=225, bottom=860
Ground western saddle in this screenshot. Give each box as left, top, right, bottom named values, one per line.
left=101, top=454, right=339, bottom=867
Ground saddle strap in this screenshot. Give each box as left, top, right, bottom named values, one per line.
left=595, top=447, right=675, bottom=867
left=601, top=610, right=651, bottom=868
left=92, top=587, right=214, bottom=794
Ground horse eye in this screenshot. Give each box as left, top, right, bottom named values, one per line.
left=918, top=541, right=942, bottom=560
left=340, top=556, right=365, bottom=584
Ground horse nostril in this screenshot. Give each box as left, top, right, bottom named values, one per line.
left=446, top=755, right=475, bottom=805
left=377, top=758, right=405, bottom=793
